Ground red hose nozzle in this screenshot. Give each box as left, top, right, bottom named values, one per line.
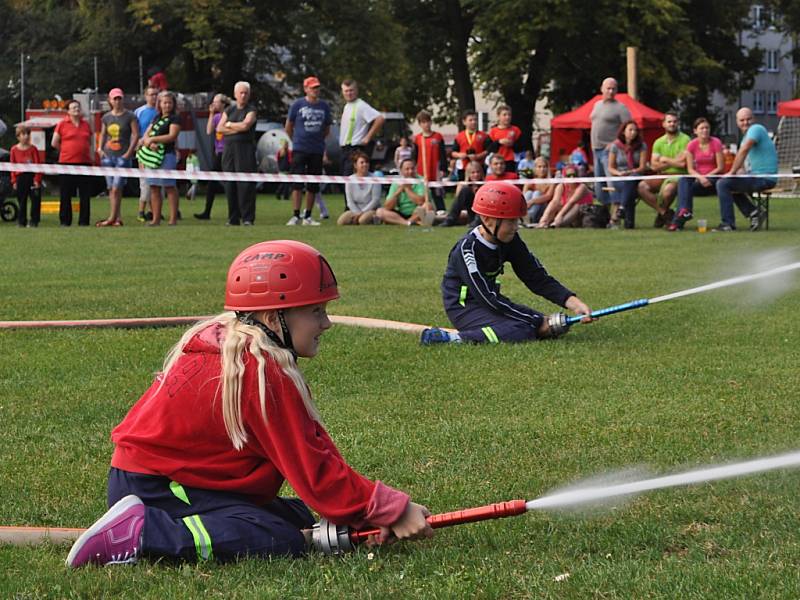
left=349, top=499, right=527, bottom=544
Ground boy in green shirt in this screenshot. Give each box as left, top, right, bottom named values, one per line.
left=376, top=158, right=429, bottom=226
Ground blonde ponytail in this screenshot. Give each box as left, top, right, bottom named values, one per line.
left=159, top=312, right=319, bottom=450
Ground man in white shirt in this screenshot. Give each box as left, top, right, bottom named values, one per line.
left=339, top=79, right=384, bottom=176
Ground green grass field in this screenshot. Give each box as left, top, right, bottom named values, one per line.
left=2, top=192, right=800, bottom=598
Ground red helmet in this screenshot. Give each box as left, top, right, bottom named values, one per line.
left=224, top=240, right=339, bottom=311
left=472, top=182, right=526, bottom=219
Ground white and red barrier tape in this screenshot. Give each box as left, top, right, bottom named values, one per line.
left=0, top=162, right=794, bottom=188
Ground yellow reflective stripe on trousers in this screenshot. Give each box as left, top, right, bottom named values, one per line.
left=182, top=515, right=214, bottom=561
left=459, top=285, right=467, bottom=307
left=169, top=481, right=191, bottom=505
left=482, top=326, right=499, bottom=343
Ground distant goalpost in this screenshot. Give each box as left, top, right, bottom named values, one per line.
left=774, top=116, right=800, bottom=191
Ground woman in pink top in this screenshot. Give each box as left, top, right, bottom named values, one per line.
left=669, top=117, right=724, bottom=231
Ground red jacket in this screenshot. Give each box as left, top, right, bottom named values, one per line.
left=9, top=144, right=42, bottom=186
left=414, top=131, right=446, bottom=180
left=111, top=322, right=409, bottom=527
left=489, top=125, right=522, bottom=162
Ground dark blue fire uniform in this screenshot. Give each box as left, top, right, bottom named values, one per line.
left=441, top=228, right=575, bottom=343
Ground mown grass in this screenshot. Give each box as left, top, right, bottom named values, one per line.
left=1, top=192, right=800, bottom=598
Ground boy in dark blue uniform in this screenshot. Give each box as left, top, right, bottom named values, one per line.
left=422, top=182, right=592, bottom=344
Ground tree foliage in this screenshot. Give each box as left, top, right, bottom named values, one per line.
left=0, top=0, right=773, bottom=149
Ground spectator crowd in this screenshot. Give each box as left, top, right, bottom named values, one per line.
left=7, top=74, right=778, bottom=232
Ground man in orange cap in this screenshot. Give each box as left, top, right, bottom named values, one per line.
left=285, top=76, right=332, bottom=226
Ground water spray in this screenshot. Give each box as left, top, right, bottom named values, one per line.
left=545, top=261, right=800, bottom=335
left=3, top=450, right=799, bottom=551
left=312, top=449, right=800, bottom=554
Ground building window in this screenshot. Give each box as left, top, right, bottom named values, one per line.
left=753, top=5, right=774, bottom=30
left=767, top=91, right=780, bottom=115
left=767, top=49, right=779, bottom=72
left=753, top=91, right=766, bottom=114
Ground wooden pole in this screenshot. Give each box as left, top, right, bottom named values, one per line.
left=626, top=47, right=638, bottom=100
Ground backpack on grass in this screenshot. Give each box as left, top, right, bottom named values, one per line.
left=580, top=203, right=610, bottom=228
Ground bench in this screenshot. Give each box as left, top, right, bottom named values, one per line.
left=749, top=188, right=774, bottom=230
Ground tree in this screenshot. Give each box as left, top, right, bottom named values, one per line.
left=468, top=0, right=761, bottom=151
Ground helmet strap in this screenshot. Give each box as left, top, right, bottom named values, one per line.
left=480, top=216, right=503, bottom=244
left=237, top=312, right=298, bottom=361
left=277, top=310, right=295, bottom=357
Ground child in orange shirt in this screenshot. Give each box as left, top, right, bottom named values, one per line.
left=10, top=125, right=43, bottom=227
left=489, top=105, right=522, bottom=174
left=413, top=110, right=447, bottom=212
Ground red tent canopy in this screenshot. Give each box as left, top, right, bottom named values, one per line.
left=777, top=99, right=800, bottom=117
left=549, top=93, right=665, bottom=169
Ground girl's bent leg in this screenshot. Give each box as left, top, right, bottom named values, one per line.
left=107, top=469, right=314, bottom=562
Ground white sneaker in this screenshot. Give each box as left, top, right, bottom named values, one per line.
left=286, top=216, right=301, bottom=226
left=302, top=217, right=321, bottom=226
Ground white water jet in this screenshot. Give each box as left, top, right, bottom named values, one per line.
left=650, top=261, right=800, bottom=305
left=526, top=450, right=800, bottom=511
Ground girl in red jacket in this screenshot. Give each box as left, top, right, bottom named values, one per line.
left=67, top=240, right=432, bottom=567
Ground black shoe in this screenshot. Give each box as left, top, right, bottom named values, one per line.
left=242, top=221, right=254, bottom=226
left=438, top=218, right=455, bottom=227
left=194, top=213, right=210, bottom=220
left=749, top=208, right=766, bottom=231
left=226, top=220, right=241, bottom=226
left=712, top=223, right=735, bottom=232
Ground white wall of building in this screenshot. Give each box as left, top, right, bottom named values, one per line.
left=710, top=4, right=794, bottom=140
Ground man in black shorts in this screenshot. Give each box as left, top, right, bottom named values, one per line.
left=285, top=76, right=332, bottom=226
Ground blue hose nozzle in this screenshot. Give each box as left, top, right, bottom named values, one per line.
left=565, top=298, right=649, bottom=326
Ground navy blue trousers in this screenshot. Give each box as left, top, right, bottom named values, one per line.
left=108, top=468, right=315, bottom=562
left=447, top=303, right=543, bottom=343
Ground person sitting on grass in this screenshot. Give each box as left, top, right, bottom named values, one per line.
left=535, top=164, right=593, bottom=229
left=338, top=151, right=382, bottom=225
left=485, top=153, right=517, bottom=183
left=522, top=157, right=556, bottom=225
left=376, top=158, right=429, bottom=226
left=569, top=140, right=590, bottom=176
left=66, top=240, right=433, bottom=568
left=438, top=160, right=485, bottom=227
left=421, top=182, right=592, bottom=345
